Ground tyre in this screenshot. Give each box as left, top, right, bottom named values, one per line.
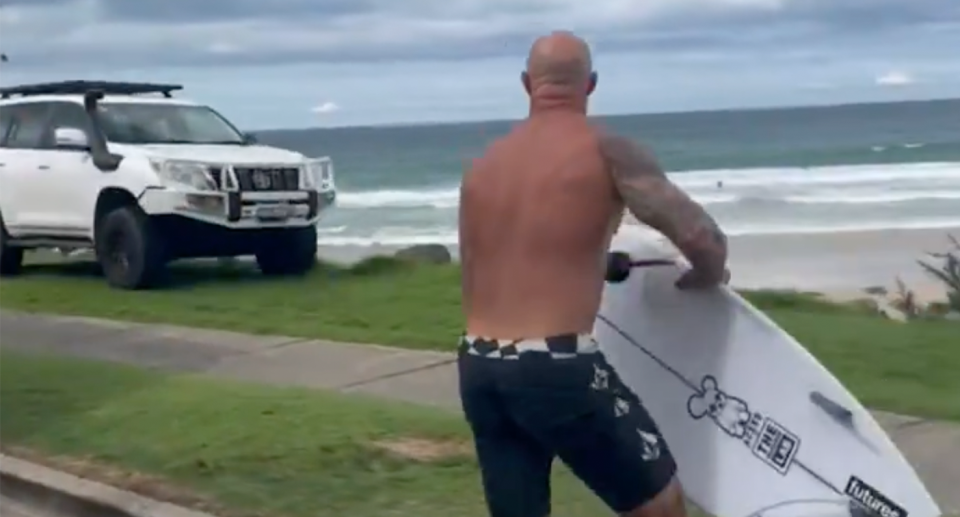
left=95, top=205, right=167, bottom=289
left=0, top=216, right=24, bottom=276
left=255, top=226, right=318, bottom=276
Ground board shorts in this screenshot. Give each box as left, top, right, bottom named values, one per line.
left=458, top=333, right=677, bottom=517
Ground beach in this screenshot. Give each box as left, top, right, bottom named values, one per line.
left=724, top=227, right=955, bottom=301
left=317, top=225, right=958, bottom=303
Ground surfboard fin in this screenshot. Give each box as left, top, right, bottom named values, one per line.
left=810, top=391, right=855, bottom=427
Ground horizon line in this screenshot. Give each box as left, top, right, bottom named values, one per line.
left=250, top=96, right=960, bottom=133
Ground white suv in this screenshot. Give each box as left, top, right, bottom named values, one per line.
left=0, top=80, right=336, bottom=289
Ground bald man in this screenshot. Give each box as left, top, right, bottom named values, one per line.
left=457, top=32, right=728, bottom=517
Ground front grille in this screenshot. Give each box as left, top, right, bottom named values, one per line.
left=233, top=167, right=299, bottom=191
left=207, top=167, right=224, bottom=189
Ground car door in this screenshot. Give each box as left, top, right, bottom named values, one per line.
left=44, top=102, right=102, bottom=233
left=0, top=102, right=56, bottom=235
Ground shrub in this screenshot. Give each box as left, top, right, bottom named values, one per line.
left=917, top=234, right=960, bottom=312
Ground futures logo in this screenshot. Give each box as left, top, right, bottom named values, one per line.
left=845, top=476, right=908, bottom=517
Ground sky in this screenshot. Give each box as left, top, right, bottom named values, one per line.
left=0, top=0, right=958, bottom=129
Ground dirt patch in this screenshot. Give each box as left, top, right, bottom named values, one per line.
left=1, top=445, right=261, bottom=517
left=369, top=437, right=472, bottom=462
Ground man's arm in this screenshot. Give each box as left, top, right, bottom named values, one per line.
left=458, top=178, right=473, bottom=315
left=599, top=133, right=728, bottom=286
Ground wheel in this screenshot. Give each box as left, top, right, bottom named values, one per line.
left=255, top=226, right=317, bottom=276
left=95, top=205, right=167, bottom=289
left=0, top=215, right=24, bottom=276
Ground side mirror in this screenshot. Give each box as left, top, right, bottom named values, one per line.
left=242, top=132, right=258, bottom=145
left=54, top=127, right=90, bottom=150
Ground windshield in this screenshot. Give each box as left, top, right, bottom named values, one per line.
left=96, top=102, right=245, bottom=145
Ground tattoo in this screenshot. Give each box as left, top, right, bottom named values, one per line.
left=599, top=133, right=728, bottom=282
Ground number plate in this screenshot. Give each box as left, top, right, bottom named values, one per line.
left=255, top=204, right=295, bottom=220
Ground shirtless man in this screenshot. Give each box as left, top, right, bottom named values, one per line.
left=457, top=31, right=729, bottom=517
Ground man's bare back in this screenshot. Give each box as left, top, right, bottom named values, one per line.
left=456, top=31, right=728, bottom=517
left=460, top=113, right=620, bottom=338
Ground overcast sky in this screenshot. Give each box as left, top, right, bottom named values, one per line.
left=1, top=0, right=958, bottom=129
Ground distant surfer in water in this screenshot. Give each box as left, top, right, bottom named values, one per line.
left=457, top=31, right=729, bottom=517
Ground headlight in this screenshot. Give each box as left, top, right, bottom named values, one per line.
left=304, top=158, right=335, bottom=191
left=149, top=159, right=217, bottom=191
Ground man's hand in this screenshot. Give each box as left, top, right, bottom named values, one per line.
left=599, top=133, right=729, bottom=286
left=676, top=267, right=731, bottom=290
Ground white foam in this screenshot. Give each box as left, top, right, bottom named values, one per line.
left=672, top=161, right=960, bottom=189
left=337, top=188, right=459, bottom=209
left=783, top=191, right=960, bottom=205
left=317, top=218, right=960, bottom=247
left=334, top=161, right=960, bottom=210
left=722, top=218, right=960, bottom=236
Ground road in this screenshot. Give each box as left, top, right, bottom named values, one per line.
left=0, top=494, right=56, bottom=517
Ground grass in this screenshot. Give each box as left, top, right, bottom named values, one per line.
left=0, top=351, right=609, bottom=517
left=1, top=258, right=957, bottom=515
left=0, top=254, right=463, bottom=349
left=1, top=254, right=958, bottom=420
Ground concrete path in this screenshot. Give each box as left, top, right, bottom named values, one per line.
left=0, top=495, right=54, bottom=517
left=1, top=310, right=958, bottom=513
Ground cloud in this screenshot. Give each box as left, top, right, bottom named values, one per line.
left=0, top=0, right=956, bottom=69
left=0, top=0, right=956, bottom=128
left=875, top=71, right=915, bottom=86
left=311, top=102, right=340, bottom=114
left=207, top=42, right=242, bottom=55
left=800, top=82, right=837, bottom=91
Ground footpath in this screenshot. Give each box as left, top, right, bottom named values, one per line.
left=0, top=310, right=958, bottom=514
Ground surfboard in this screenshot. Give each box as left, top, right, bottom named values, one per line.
left=594, top=225, right=941, bottom=517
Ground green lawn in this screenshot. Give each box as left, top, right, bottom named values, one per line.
left=0, top=255, right=464, bottom=349
left=1, top=255, right=958, bottom=420
left=0, top=351, right=609, bottom=517
left=1, top=257, right=957, bottom=516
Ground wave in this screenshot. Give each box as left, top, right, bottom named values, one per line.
left=337, top=188, right=459, bottom=209
left=783, top=191, right=960, bottom=204
left=872, top=143, right=926, bottom=152
left=672, top=161, right=960, bottom=189
left=316, top=218, right=960, bottom=247
left=697, top=190, right=960, bottom=206
left=334, top=161, right=960, bottom=210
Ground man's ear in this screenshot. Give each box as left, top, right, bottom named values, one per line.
left=521, top=71, right=532, bottom=94
left=586, top=71, right=598, bottom=95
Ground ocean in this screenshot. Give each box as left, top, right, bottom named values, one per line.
left=254, top=99, right=960, bottom=247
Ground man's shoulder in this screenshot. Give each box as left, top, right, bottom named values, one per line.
left=594, top=130, right=658, bottom=171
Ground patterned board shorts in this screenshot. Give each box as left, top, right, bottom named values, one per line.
left=458, top=333, right=678, bottom=517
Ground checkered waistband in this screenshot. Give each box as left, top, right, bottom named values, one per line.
left=460, top=333, right=599, bottom=360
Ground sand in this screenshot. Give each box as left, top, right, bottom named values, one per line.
left=725, top=227, right=956, bottom=302
left=317, top=226, right=959, bottom=303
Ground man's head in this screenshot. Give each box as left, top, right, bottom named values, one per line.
left=522, top=31, right=596, bottom=111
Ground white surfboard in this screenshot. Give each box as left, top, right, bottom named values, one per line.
left=595, top=226, right=940, bottom=517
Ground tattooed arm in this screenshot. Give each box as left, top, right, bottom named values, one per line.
left=599, top=133, right=729, bottom=288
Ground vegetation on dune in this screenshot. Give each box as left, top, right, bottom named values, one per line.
left=874, top=234, right=960, bottom=320
left=918, top=234, right=960, bottom=313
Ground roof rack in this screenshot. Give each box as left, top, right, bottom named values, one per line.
left=0, top=80, right=184, bottom=99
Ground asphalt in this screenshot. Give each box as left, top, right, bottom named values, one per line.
left=1, top=495, right=51, bottom=517
left=0, top=310, right=957, bottom=513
